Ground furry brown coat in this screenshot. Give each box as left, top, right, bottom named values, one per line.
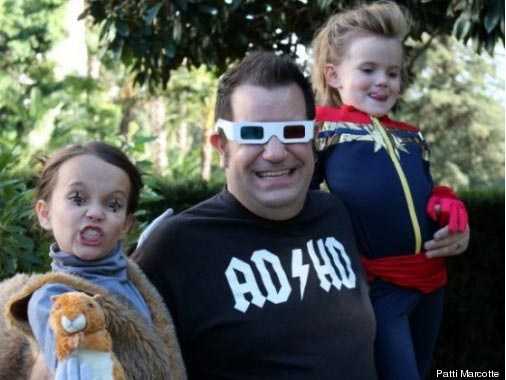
left=1, top=261, right=186, bottom=380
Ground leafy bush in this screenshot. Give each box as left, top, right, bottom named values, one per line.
left=0, top=144, right=49, bottom=280
left=123, top=177, right=224, bottom=255
left=430, top=188, right=505, bottom=374
left=139, top=176, right=224, bottom=216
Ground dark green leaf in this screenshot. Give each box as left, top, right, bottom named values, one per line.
left=172, top=0, right=188, bottom=12
left=484, top=34, right=496, bottom=55
left=134, top=71, right=146, bottom=87
left=113, top=37, right=125, bottom=61
left=0, top=151, right=13, bottom=171
left=453, top=16, right=471, bottom=40
left=99, top=18, right=114, bottom=40
left=0, top=179, right=21, bottom=188
left=77, top=5, right=91, bottom=21
left=229, top=0, right=242, bottom=11
left=197, top=5, right=218, bottom=16
left=20, top=253, right=43, bottom=266
left=484, top=2, right=503, bottom=33
left=14, top=235, right=34, bottom=249
left=134, top=135, right=158, bottom=144
left=3, top=225, right=26, bottom=234
left=4, top=256, right=17, bottom=275
left=165, top=38, right=176, bottom=58
left=116, top=20, right=130, bottom=37
left=173, top=18, right=182, bottom=42
left=145, top=3, right=163, bottom=24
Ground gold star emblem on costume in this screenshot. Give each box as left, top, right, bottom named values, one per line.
left=341, top=123, right=410, bottom=159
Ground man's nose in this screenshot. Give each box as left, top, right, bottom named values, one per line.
left=262, top=136, right=287, bottom=161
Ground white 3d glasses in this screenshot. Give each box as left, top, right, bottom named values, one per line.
left=215, top=118, right=315, bottom=144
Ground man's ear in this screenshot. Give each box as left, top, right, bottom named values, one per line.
left=325, top=64, right=341, bottom=89
left=35, top=200, right=52, bottom=231
left=210, top=133, right=228, bottom=168
left=210, top=132, right=224, bottom=151
left=119, top=214, right=134, bottom=240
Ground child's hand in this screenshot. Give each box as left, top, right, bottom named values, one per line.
left=427, top=186, right=468, bottom=232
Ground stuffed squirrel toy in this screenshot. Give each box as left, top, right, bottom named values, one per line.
left=49, top=291, right=126, bottom=380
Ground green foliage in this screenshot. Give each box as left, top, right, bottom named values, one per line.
left=0, top=6, right=224, bottom=216
left=447, top=0, right=504, bottom=54
left=81, top=0, right=505, bottom=89
left=1, top=1, right=503, bottom=188
left=140, top=177, right=224, bottom=217
left=124, top=176, right=224, bottom=256
left=0, top=143, right=49, bottom=280
left=0, top=0, right=67, bottom=149
left=0, top=0, right=67, bottom=64
left=0, top=0, right=130, bottom=170
left=430, top=189, right=504, bottom=373
left=396, top=35, right=504, bottom=190
left=160, top=66, right=219, bottom=180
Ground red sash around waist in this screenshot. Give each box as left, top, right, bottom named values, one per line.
left=360, top=253, right=447, bottom=293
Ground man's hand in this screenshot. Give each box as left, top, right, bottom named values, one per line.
left=424, top=224, right=470, bottom=259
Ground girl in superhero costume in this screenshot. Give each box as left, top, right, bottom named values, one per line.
left=311, top=2, right=470, bottom=379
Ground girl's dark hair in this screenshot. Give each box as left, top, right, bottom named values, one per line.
left=36, top=141, right=143, bottom=214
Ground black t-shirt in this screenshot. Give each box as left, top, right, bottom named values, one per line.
left=133, top=190, right=377, bottom=380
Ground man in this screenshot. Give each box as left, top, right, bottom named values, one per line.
left=132, top=51, right=377, bottom=379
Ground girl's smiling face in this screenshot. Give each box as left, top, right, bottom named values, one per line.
left=36, top=154, right=133, bottom=260
left=326, top=35, right=403, bottom=117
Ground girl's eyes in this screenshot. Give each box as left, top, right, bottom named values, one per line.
left=360, top=67, right=400, bottom=79
left=107, top=199, right=123, bottom=212
left=69, top=192, right=84, bottom=206
left=68, top=192, right=123, bottom=212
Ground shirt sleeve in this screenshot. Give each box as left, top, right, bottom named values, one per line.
left=27, top=283, right=76, bottom=372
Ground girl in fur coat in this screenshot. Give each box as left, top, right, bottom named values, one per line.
left=1, top=142, right=186, bottom=380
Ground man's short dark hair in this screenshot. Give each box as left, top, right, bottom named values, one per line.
left=215, top=51, right=316, bottom=121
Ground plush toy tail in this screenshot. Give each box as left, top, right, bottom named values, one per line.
left=113, top=355, right=126, bottom=380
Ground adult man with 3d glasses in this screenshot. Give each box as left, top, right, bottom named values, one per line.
left=132, top=51, right=377, bottom=380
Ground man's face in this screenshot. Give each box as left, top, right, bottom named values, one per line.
left=211, top=83, right=315, bottom=220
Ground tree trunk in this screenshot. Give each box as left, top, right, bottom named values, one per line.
left=201, top=100, right=215, bottom=181
left=149, top=96, right=168, bottom=173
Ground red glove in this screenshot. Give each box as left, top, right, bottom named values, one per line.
left=427, top=186, right=468, bottom=232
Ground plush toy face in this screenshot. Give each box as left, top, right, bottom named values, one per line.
left=50, top=292, right=106, bottom=337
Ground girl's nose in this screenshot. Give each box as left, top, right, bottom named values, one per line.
left=86, top=204, right=104, bottom=221
left=375, top=72, right=388, bottom=86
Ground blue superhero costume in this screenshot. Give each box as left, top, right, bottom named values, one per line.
left=312, top=104, right=446, bottom=380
